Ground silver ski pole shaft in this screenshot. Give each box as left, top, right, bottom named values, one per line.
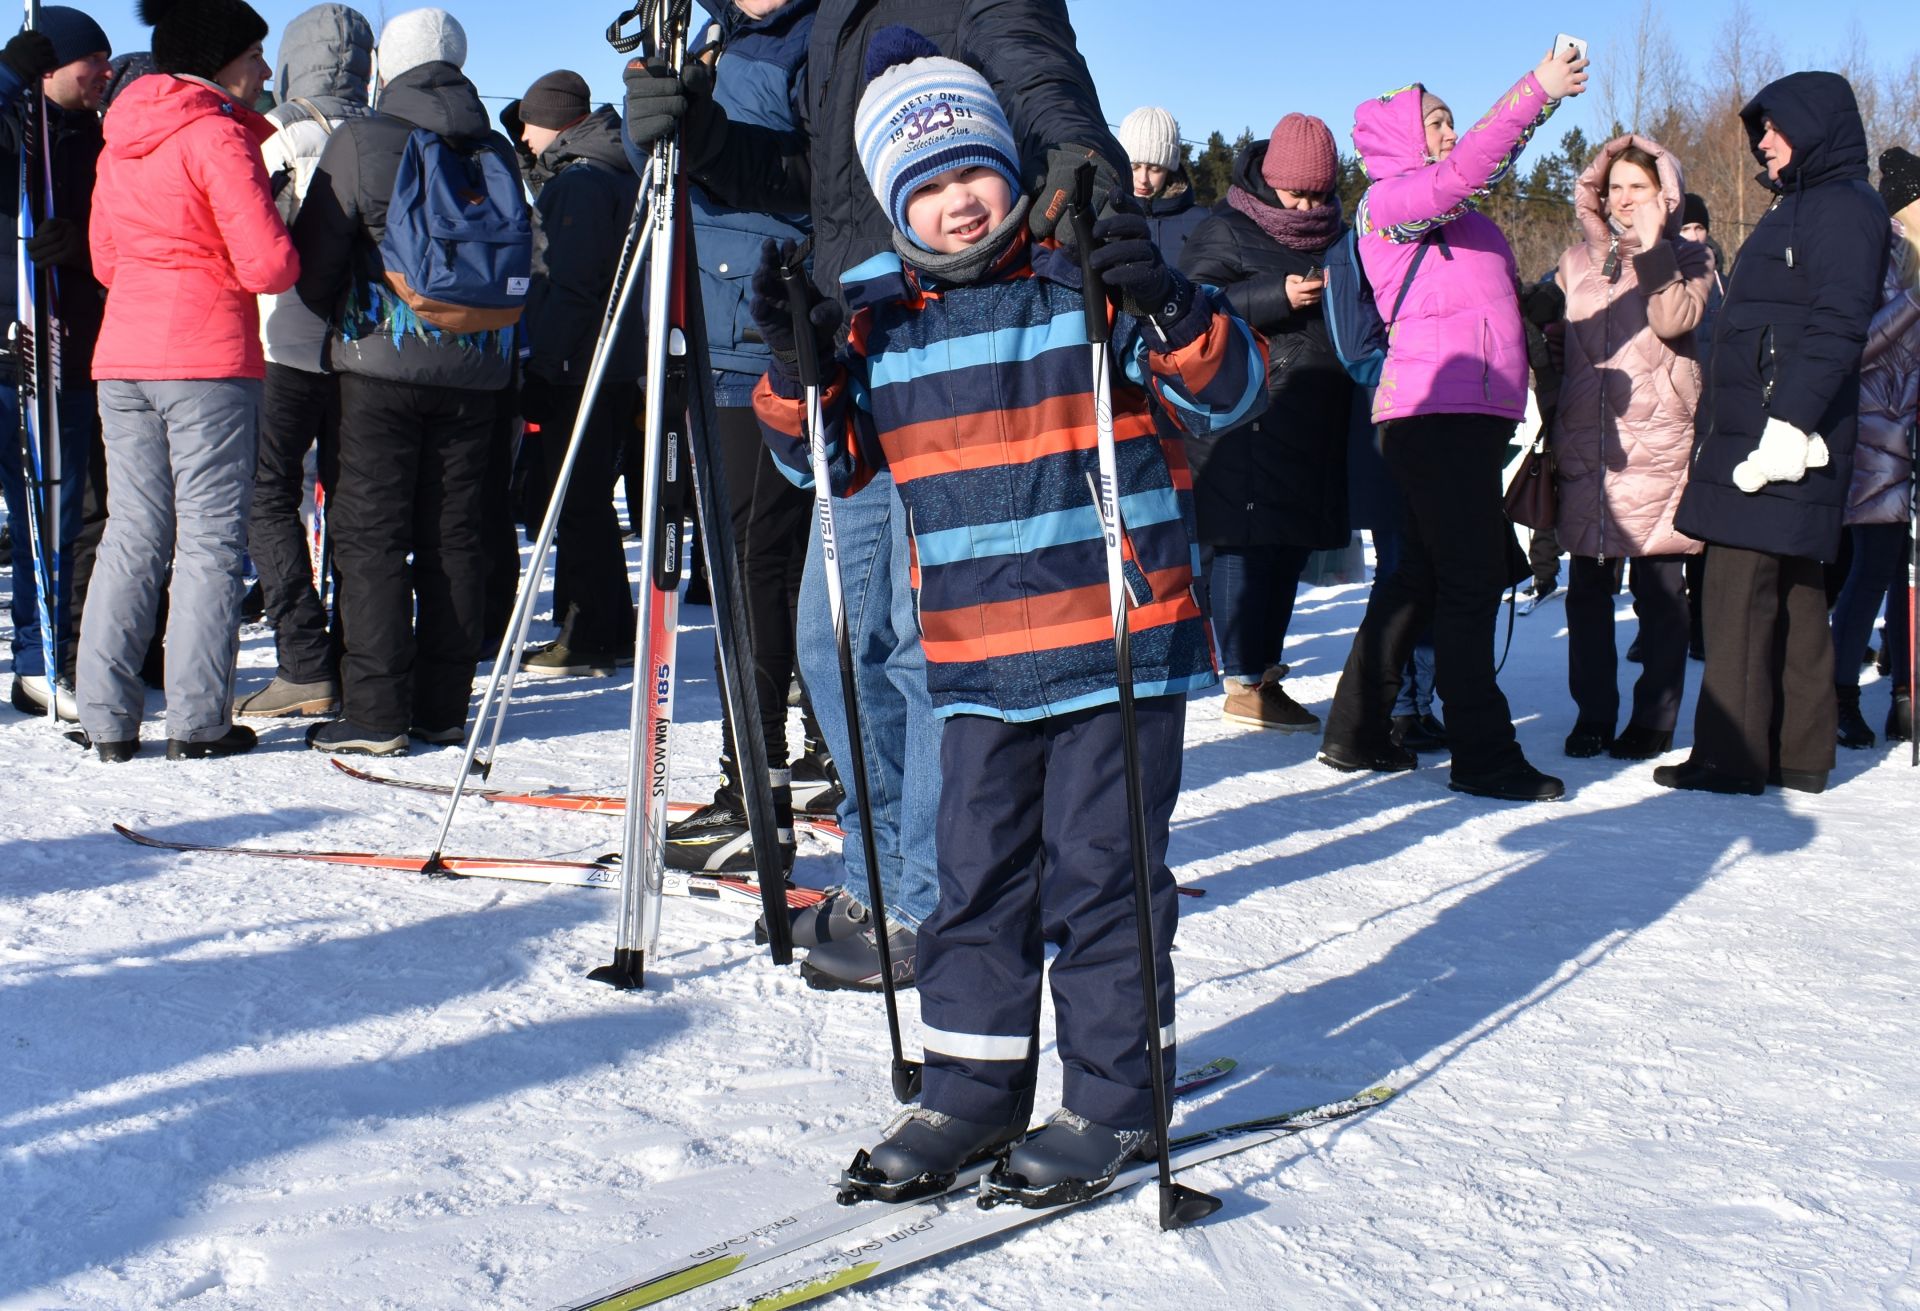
left=423, top=181, right=654, bottom=869
left=780, top=245, right=920, bottom=1100
left=1066, top=165, right=1217, bottom=1231
left=593, top=0, right=689, bottom=988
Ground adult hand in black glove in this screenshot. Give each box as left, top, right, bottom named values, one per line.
left=1029, top=145, right=1120, bottom=240
left=25, top=216, right=87, bottom=271
left=748, top=239, right=843, bottom=381
left=1088, top=213, right=1190, bottom=325
left=518, top=372, right=561, bottom=427
left=1, top=31, right=57, bottom=84
left=623, top=57, right=724, bottom=169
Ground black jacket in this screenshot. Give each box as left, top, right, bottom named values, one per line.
left=1676, top=71, right=1889, bottom=561
left=2, top=100, right=106, bottom=386
left=525, top=106, right=641, bottom=385
left=677, top=0, right=1125, bottom=302
left=293, top=61, right=521, bottom=392
left=1178, top=142, right=1353, bottom=548
left=1138, top=168, right=1205, bottom=270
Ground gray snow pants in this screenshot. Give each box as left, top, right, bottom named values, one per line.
left=77, top=378, right=261, bottom=745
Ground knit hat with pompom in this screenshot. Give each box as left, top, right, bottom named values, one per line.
left=854, top=25, right=1021, bottom=249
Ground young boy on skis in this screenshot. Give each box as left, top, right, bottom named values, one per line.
left=750, top=26, right=1266, bottom=1206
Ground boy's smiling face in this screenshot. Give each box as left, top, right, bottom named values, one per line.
left=905, top=165, right=1013, bottom=254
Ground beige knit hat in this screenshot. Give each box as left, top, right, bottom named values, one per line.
left=1118, top=106, right=1181, bottom=172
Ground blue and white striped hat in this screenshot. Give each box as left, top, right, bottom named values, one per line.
left=854, top=26, right=1022, bottom=250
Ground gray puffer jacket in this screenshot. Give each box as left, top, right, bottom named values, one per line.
left=259, top=3, right=375, bottom=372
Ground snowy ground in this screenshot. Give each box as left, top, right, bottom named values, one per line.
left=3, top=544, right=1918, bottom=1311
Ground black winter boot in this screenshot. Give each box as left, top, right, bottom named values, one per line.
left=982, top=1109, right=1152, bottom=1208
left=1888, top=688, right=1912, bottom=743
left=839, top=1108, right=1025, bottom=1204
left=1835, top=685, right=1875, bottom=750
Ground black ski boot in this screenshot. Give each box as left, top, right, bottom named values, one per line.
left=1888, top=688, right=1912, bottom=743
left=756, top=888, right=871, bottom=948
left=665, top=769, right=795, bottom=875
left=800, top=922, right=917, bottom=992
left=790, top=742, right=844, bottom=819
left=1835, top=685, right=1875, bottom=749
left=838, top=1108, right=1023, bottom=1205
left=980, top=1110, right=1151, bottom=1210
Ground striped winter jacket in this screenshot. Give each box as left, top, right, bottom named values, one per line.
left=756, top=235, right=1268, bottom=722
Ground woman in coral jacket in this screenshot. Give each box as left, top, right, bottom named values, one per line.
left=1320, top=44, right=1588, bottom=802
left=1552, top=135, right=1711, bottom=763
left=75, top=0, right=298, bottom=763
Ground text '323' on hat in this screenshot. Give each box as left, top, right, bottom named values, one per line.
left=854, top=25, right=1021, bottom=251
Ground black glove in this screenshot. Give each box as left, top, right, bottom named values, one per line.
left=622, top=57, right=724, bottom=169
left=1518, top=277, right=1565, bottom=328
left=1, top=31, right=57, bottom=84
left=25, top=216, right=87, bottom=271
left=748, top=239, right=843, bottom=381
left=518, top=372, right=560, bottom=427
left=1029, top=145, right=1120, bottom=240
left=1087, top=213, right=1190, bottom=325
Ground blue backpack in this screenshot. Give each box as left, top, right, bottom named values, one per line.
left=378, top=129, right=532, bottom=333
left=1322, top=225, right=1435, bottom=386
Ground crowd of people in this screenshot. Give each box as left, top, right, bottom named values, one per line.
left=2, top=0, right=1915, bottom=1207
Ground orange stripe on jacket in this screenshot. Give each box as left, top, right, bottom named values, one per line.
left=920, top=565, right=1194, bottom=644
left=887, top=405, right=1160, bottom=482
left=922, top=590, right=1204, bottom=664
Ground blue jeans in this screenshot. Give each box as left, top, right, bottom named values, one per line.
left=1203, top=543, right=1313, bottom=683
left=1831, top=522, right=1911, bottom=689
left=1370, top=521, right=1436, bottom=717
left=796, top=471, right=941, bottom=929
left=0, top=384, right=93, bottom=678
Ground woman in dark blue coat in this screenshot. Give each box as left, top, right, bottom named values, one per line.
left=1179, top=114, right=1354, bottom=733
left=1657, top=71, right=1889, bottom=796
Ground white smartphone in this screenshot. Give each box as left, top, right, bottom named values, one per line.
left=1554, top=33, right=1589, bottom=61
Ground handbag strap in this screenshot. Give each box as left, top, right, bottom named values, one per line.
left=1385, top=230, right=1441, bottom=327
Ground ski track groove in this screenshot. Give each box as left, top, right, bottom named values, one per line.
left=2, top=571, right=1917, bottom=1308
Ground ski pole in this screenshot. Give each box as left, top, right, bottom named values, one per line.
left=1066, top=164, right=1218, bottom=1231
left=780, top=240, right=920, bottom=1102
left=1909, top=419, right=1916, bottom=768
left=593, top=0, right=694, bottom=988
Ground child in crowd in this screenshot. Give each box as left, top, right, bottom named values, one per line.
left=750, top=26, right=1266, bottom=1204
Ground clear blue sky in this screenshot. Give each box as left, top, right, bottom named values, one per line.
left=76, top=0, right=1917, bottom=156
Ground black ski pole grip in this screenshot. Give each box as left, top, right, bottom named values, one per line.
left=1065, top=161, right=1110, bottom=348
left=779, top=246, right=823, bottom=389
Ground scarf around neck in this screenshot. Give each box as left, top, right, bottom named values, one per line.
left=894, top=195, right=1034, bottom=286
left=1227, top=186, right=1343, bottom=253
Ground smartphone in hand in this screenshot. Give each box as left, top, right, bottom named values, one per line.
left=1553, top=33, right=1588, bottom=61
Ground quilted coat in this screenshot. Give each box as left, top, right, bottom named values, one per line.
left=1552, top=133, right=1712, bottom=559
left=1847, top=217, right=1920, bottom=525
left=91, top=74, right=299, bottom=381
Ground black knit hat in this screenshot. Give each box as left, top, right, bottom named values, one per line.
left=519, top=69, right=591, bottom=130
left=138, top=0, right=268, bottom=83
left=39, top=7, right=112, bottom=66
left=1880, top=147, right=1920, bottom=217
left=1681, top=192, right=1710, bottom=230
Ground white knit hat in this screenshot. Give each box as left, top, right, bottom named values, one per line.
left=1118, top=106, right=1181, bottom=172
left=379, top=7, right=466, bottom=80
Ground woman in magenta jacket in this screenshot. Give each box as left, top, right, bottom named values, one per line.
left=74, top=0, right=298, bottom=762
left=1321, top=44, right=1588, bottom=802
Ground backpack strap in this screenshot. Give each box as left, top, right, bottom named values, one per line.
left=289, top=97, right=335, bottom=135
left=1385, top=231, right=1440, bottom=326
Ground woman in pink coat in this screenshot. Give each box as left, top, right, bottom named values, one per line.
left=1553, top=135, right=1711, bottom=761
left=74, top=0, right=298, bottom=762
left=1321, top=44, right=1588, bottom=802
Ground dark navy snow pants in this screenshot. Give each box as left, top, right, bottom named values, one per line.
left=917, top=697, right=1184, bottom=1132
